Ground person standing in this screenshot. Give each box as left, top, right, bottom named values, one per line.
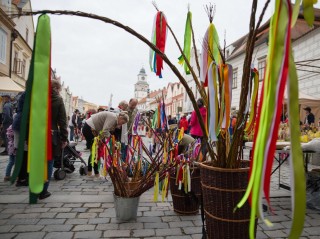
left=68, top=109, right=79, bottom=141
left=82, top=111, right=129, bottom=179
left=303, top=106, right=315, bottom=126
left=127, top=98, right=138, bottom=134
left=179, top=115, right=189, bottom=134
left=39, top=79, right=68, bottom=199
left=190, top=98, right=207, bottom=139
left=1, top=95, right=13, bottom=155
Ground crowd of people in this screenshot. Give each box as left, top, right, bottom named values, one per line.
left=1, top=79, right=319, bottom=201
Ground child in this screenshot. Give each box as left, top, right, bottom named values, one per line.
left=4, top=125, right=15, bottom=181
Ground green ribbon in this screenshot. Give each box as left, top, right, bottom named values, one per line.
left=287, top=50, right=306, bottom=239
left=303, top=0, right=316, bottom=26
left=178, top=11, right=192, bottom=74
left=28, top=14, right=51, bottom=195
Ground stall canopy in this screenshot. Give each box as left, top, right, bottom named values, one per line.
left=0, top=76, right=24, bottom=93
left=283, top=91, right=320, bottom=124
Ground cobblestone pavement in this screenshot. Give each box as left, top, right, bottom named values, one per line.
left=0, top=141, right=319, bottom=238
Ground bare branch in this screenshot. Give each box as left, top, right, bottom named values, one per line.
left=204, top=3, right=216, bottom=23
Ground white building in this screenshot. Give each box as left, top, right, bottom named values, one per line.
left=0, top=0, right=34, bottom=92
left=227, top=9, right=320, bottom=109
left=134, top=67, right=149, bottom=102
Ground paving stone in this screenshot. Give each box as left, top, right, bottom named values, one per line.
left=56, top=213, right=77, bottom=219
left=78, top=213, right=97, bottom=219
left=138, top=206, right=150, bottom=212
left=303, top=227, right=320, bottom=236
left=191, top=234, right=203, bottom=239
left=0, top=233, right=17, bottom=239
left=83, top=203, right=101, bottom=208
left=72, top=224, right=96, bottom=231
left=264, top=215, right=290, bottom=222
left=88, top=208, right=104, bottom=213
left=101, top=203, right=114, bottom=208
left=143, top=211, right=165, bottom=217
left=180, top=215, right=201, bottom=221
left=14, top=232, right=46, bottom=239
left=119, top=222, right=143, bottom=230
left=1, top=209, right=25, bottom=214
left=39, top=213, right=57, bottom=219
left=49, top=207, right=72, bottom=213
left=166, top=236, right=192, bottom=239
left=96, top=223, right=118, bottom=230
left=24, top=208, right=50, bottom=213
left=65, top=219, right=88, bottom=225
left=136, top=216, right=162, bottom=223
left=255, top=231, right=269, bottom=239
left=169, top=221, right=194, bottom=228
left=103, top=229, right=130, bottom=237
left=162, top=216, right=181, bottom=222
left=6, top=218, right=40, bottom=225
left=0, top=225, right=14, bottom=233
left=144, top=222, right=169, bottom=229
left=264, top=230, right=288, bottom=238
left=88, top=218, right=110, bottom=224
left=42, top=224, right=73, bottom=232
left=133, top=229, right=155, bottom=237
left=260, top=222, right=285, bottom=230
left=11, top=225, right=44, bottom=232
left=44, top=232, right=74, bottom=239
left=71, top=208, right=87, bottom=213
left=11, top=213, right=41, bottom=219
left=63, top=203, right=83, bottom=208
left=183, top=226, right=202, bottom=234
left=0, top=214, right=11, bottom=219
left=44, top=203, right=64, bottom=208
left=37, top=219, right=66, bottom=225
left=74, top=231, right=102, bottom=238
left=156, top=228, right=182, bottom=236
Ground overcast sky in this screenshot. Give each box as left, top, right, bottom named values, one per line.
left=28, top=0, right=318, bottom=108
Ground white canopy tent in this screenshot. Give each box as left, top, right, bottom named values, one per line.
left=283, top=91, right=320, bottom=124
left=0, top=76, right=24, bottom=94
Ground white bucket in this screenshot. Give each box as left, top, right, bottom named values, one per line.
left=113, top=193, right=140, bottom=222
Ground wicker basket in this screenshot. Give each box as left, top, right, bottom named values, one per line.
left=170, top=167, right=201, bottom=215
left=199, top=161, right=256, bottom=239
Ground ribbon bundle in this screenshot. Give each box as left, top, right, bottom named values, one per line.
left=207, top=63, right=233, bottom=142
left=200, top=22, right=222, bottom=87
left=237, top=1, right=310, bottom=238
left=149, top=11, right=168, bottom=78
left=178, top=10, right=192, bottom=74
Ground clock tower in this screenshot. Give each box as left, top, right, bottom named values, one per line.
left=134, top=67, right=149, bottom=101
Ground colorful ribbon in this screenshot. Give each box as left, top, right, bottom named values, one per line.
left=150, top=11, right=168, bottom=78
left=178, top=10, right=192, bottom=74
left=28, top=14, right=51, bottom=199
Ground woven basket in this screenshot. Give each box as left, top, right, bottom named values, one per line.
left=199, top=161, right=256, bottom=239
left=170, top=167, right=201, bottom=215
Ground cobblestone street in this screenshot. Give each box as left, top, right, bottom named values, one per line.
left=0, top=141, right=319, bottom=239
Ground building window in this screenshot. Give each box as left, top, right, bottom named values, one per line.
left=258, top=57, right=266, bottom=81
left=232, top=68, right=238, bottom=89
left=22, top=59, right=26, bottom=78
left=26, top=28, right=29, bottom=44
left=0, top=28, right=7, bottom=64
left=13, top=51, right=18, bottom=73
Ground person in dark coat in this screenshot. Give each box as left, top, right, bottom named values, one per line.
left=303, top=106, right=315, bottom=126
left=40, top=79, right=68, bottom=199
left=1, top=95, right=13, bottom=155
left=12, top=92, right=29, bottom=186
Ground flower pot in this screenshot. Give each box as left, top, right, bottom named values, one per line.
left=113, top=193, right=140, bottom=222
left=170, top=167, right=201, bottom=215
left=199, top=161, right=256, bottom=239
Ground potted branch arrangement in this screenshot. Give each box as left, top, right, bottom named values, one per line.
left=15, top=0, right=316, bottom=236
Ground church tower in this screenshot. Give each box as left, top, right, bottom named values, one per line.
left=134, top=67, right=149, bottom=101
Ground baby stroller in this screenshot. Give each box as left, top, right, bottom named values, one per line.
left=53, top=141, right=88, bottom=180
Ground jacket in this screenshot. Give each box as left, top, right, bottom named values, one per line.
left=85, top=111, right=118, bottom=138
left=189, top=107, right=207, bottom=137
left=51, top=91, right=68, bottom=157
left=179, top=118, right=189, bottom=131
